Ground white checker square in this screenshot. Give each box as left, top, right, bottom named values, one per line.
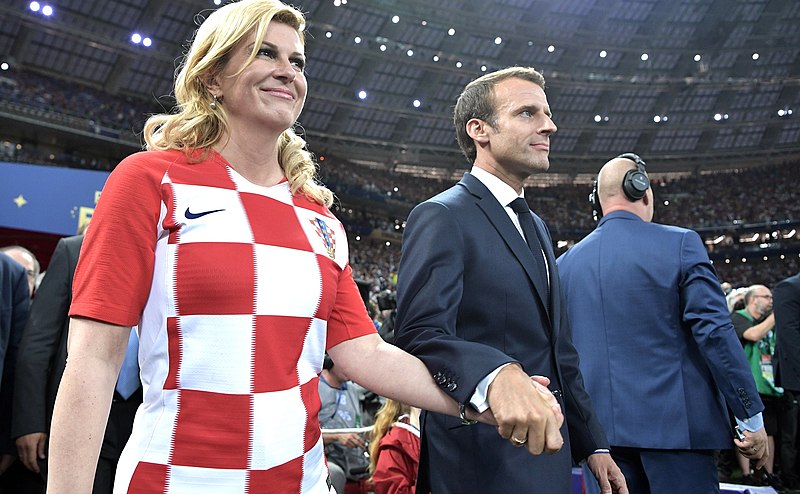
left=298, top=318, right=327, bottom=385
left=227, top=169, right=294, bottom=204
left=177, top=315, right=254, bottom=394
left=301, top=436, right=328, bottom=494
left=137, top=389, right=179, bottom=466
left=294, top=206, right=349, bottom=269
left=166, top=465, right=247, bottom=494
left=254, top=245, right=321, bottom=317
left=250, top=387, right=307, bottom=470
left=170, top=183, right=254, bottom=244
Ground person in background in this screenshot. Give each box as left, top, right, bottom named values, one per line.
left=368, top=399, right=421, bottom=494
left=46, top=1, right=493, bottom=493
left=12, top=229, right=142, bottom=494
left=557, top=154, right=768, bottom=493
left=0, top=251, right=30, bottom=484
left=395, top=66, right=625, bottom=494
left=319, top=356, right=370, bottom=494
left=0, top=246, right=40, bottom=299
left=730, top=285, right=782, bottom=489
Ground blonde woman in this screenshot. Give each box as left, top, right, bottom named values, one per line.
left=369, top=400, right=421, bottom=494
left=45, top=1, right=500, bottom=492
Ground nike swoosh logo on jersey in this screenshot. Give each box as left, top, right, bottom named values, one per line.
left=184, top=207, right=225, bottom=219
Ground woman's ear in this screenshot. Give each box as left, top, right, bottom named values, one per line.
left=202, top=74, right=221, bottom=97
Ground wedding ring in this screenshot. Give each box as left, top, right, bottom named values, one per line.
left=511, top=437, right=527, bottom=447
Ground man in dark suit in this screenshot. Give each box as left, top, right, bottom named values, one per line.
left=395, top=66, right=626, bottom=494
left=0, top=252, right=30, bottom=483
left=774, top=271, right=800, bottom=488
left=11, top=234, right=141, bottom=494
left=557, top=155, right=768, bottom=493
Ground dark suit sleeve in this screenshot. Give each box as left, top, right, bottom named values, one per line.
left=395, top=201, right=517, bottom=405
left=12, top=238, right=73, bottom=439
left=774, top=277, right=800, bottom=389
left=679, top=230, right=763, bottom=420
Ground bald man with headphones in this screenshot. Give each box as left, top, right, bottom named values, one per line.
left=558, top=154, right=768, bottom=493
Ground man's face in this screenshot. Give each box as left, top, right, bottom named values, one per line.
left=5, top=249, right=36, bottom=297
left=481, top=78, right=557, bottom=183
left=749, top=288, right=773, bottom=316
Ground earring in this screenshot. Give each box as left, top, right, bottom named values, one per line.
left=210, top=94, right=218, bottom=110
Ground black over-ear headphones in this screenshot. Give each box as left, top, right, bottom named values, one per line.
left=589, top=152, right=650, bottom=222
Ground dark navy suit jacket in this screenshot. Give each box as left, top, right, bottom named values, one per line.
left=395, top=173, right=608, bottom=494
left=0, top=252, right=30, bottom=454
left=557, top=210, right=763, bottom=450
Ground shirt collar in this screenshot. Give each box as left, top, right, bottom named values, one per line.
left=470, top=166, right=523, bottom=207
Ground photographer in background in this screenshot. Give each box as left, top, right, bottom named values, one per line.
left=731, top=285, right=782, bottom=489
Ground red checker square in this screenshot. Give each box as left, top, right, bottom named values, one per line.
left=175, top=242, right=254, bottom=315
left=127, top=462, right=168, bottom=493
left=164, top=316, right=181, bottom=390
left=240, top=192, right=312, bottom=251
left=167, top=160, right=236, bottom=190
left=293, top=194, right=329, bottom=217
left=249, top=456, right=303, bottom=493
left=170, top=389, right=252, bottom=469
left=326, top=265, right=376, bottom=349
left=301, top=378, right=322, bottom=452
left=252, top=315, right=311, bottom=393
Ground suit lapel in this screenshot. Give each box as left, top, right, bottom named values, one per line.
left=459, top=174, right=551, bottom=318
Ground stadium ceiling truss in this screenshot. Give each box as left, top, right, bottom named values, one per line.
left=1, top=0, right=800, bottom=175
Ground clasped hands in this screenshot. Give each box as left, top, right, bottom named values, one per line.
left=485, top=364, right=564, bottom=455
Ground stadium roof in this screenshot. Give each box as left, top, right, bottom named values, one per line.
left=2, top=0, right=800, bottom=175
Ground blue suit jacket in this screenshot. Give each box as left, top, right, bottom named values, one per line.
left=395, top=173, right=608, bottom=494
left=557, top=210, right=763, bottom=450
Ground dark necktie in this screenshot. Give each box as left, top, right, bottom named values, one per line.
left=509, top=198, right=550, bottom=298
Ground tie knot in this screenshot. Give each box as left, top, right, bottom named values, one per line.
left=509, top=197, right=530, bottom=214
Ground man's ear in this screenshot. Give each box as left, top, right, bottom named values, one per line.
left=466, top=118, right=490, bottom=145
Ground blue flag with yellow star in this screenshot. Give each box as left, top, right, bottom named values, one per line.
left=1, top=161, right=109, bottom=235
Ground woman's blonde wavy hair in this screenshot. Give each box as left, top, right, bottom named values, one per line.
left=368, top=399, right=413, bottom=477
left=143, top=0, right=332, bottom=206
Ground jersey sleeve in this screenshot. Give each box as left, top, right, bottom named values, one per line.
left=325, top=264, right=376, bottom=349
left=70, top=152, right=167, bottom=326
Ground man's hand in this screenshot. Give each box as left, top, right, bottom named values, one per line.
left=734, top=427, right=769, bottom=470
left=530, top=375, right=564, bottom=426
left=587, top=453, right=628, bottom=494
left=328, top=432, right=365, bottom=449
left=16, top=432, right=48, bottom=473
left=487, top=364, right=564, bottom=455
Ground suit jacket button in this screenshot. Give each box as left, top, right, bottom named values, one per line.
left=433, top=372, right=446, bottom=384
left=447, top=382, right=457, bottom=392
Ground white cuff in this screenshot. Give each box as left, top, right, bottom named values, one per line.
left=469, top=363, right=514, bottom=413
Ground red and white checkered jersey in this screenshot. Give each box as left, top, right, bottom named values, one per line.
left=70, top=149, right=376, bottom=493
